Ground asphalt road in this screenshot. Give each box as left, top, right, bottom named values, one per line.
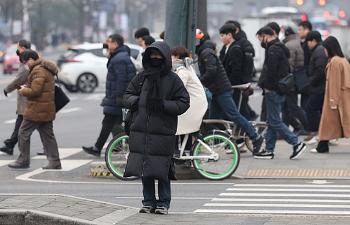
left=2, top=66, right=350, bottom=219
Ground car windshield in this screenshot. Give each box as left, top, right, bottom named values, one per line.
left=63, top=49, right=81, bottom=59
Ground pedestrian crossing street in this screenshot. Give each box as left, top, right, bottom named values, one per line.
left=195, top=183, right=350, bottom=215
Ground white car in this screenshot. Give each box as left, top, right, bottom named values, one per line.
left=57, top=42, right=143, bottom=93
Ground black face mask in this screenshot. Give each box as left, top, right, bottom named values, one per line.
left=149, top=58, right=164, bottom=67
left=16, top=49, right=20, bottom=56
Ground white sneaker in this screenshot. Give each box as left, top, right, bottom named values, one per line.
left=329, top=139, right=339, bottom=146
left=304, top=136, right=318, bottom=145
left=310, top=148, right=318, bottom=153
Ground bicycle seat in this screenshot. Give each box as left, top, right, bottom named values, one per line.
left=232, top=83, right=251, bottom=90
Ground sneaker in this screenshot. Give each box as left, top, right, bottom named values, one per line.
left=154, top=206, right=168, bottom=215
left=254, top=150, right=274, bottom=159
left=304, top=133, right=318, bottom=145
left=139, top=206, right=155, bottom=214
left=252, top=135, right=264, bottom=155
left=82, top=146, right=101, bottom=157
left=329, top=139, right=339, bottom=146
left=290, top=142, right=307, bottom=160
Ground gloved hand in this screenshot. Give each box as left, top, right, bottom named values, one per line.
left=3, top=90, right=7, bottom=97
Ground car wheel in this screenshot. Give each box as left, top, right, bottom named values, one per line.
left=77, top=73, right=98, bottom=93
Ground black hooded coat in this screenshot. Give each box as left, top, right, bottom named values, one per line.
left=123, top=42, right=190, bottom=180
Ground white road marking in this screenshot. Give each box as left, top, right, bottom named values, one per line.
left=16, top=160, right=91, bottom=181
left=0, top=160, right=14, bottom=167
left=32, top=148, right=81, bottom=160
left=309, top=180, right=333, bottom=184
left=212, top=198, right=350, bottom=203
left=226, top=188, right=350, bottom=192
left=220, top=193, right=350, bottom=198
left=233, top=184, right=350, bottom=188
left=115, top=196, right=212, bottom=200
left=59, top=107, right=81, bottom=114
left=3, top=119, right=16, bottom=124
left=194, top=209, right=350, bottom=215
left=84, top=93, right=104, bottom=101
left=204, top=203, right=350, bottom=209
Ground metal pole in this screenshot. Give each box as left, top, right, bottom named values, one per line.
left=197, top=0, right=207, bottom=33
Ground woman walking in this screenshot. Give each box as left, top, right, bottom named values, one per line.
left=311, top=36, right=350, bottom=153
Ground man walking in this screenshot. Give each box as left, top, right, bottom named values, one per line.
left=83, top=34, right=136, bottom=157
left=1, top=40, right=31, bottom=155
left=8, top=50, right=61, bottom=169
left=254, top=27, right=306, bottom=160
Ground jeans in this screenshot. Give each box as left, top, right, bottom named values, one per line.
left=142, top=177, right=171, bottom=209
left=265, top=91, right=299, bottom=151
left=210, top=91, right=258, bottom=140
left=4, top=115, right=23, bottom=149
left=305, top=93, right=324, bottom=132
left=233, top=90, right=250, bottom=120
left=95, top=113, right=122, bottom=151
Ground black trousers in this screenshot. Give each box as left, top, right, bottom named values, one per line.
left=94, top=113, right=122, bottom=151
left=305, top=93, right=324, bottom=132
left=4, top=115, right=23, bottom=149
left=282, top=93, right=308, bottom=131
left=142, top=176, right=171, bottom=209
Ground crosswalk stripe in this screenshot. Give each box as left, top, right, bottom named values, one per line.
left=226, top=188, right=350, bottom=192
left=211, top=198, right=350, bottom=203
left=194, top=209, right=350, bottom=215
left=0, top=160, right=14, bottom=167
left=233, top=184, right=350, bottom=188
left=204, top=203, right=350, bottom=208
left=220, top=193, right=350, bottom=198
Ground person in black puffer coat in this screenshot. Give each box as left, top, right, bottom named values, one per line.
left=123, top=41, right=190, bottom=214
left=83, top=34, right=136, bottom=156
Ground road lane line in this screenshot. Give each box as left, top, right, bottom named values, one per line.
left=226, top=188, right=350, bottom=192
left=59, top=107, right=81, bottom=114
left=194, top=209, right=350, bottom=215
left=115, top=197, right=212, bottom=200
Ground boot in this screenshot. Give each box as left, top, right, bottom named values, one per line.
left=42, top=160, right=62, bottom=170
left=8, top=161, right=30, bottom=169
left=82, top=146, right=101, bottom=157
left=0, top=145, right=14, bottom=155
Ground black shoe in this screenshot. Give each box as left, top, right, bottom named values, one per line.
left=37, top=152, right=46, bottom=156
left=154, top=206, right=168, bottom=215
left=252, top=135, right=264, bottom=155
left=82, top=146, right=101, bottom=157
left=290, top=142, right=307, bottom=160
left=139, top=206, right=155, bottom=214
left=8, top=162, right=30, bottom=169
left=0, top=146, right=13, bottom=155
left=254, top=150, right=274, bottom=159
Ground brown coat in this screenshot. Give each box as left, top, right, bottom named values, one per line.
left=319, top=56, right=350, bottom=140
left=19, top=59, right=58, bottom=122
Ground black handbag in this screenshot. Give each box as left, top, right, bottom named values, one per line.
left=293, top=68, right=310, bottom=93
left=55, top=85, right=70, bottom=112
left=278, top=73, right=296, bottom=94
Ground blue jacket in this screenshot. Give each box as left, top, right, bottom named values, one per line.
left=101, top=45, right=136, bottom=115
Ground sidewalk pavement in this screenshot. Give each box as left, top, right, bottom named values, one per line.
left=1, top=194, right=350, bottom=225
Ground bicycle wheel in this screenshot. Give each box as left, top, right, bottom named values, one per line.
left=105, top=133, right=138, bottom=180
left=192, top=134, right=240, bottom=180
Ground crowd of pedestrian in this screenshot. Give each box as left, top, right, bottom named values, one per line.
left=2, top=19, right=350, bottom=215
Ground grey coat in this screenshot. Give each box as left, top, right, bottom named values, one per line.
left=5, top=63, right=30, bottom=115
left=284, top=34, right=304, bottom=72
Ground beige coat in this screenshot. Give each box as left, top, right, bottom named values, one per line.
left=319, top=56, right=350, bottom=140
left=173, top=61, right=208, bottom=135
left=5, top=63, right=30, bottom=115
left=19, top=59, right=58, bottom=122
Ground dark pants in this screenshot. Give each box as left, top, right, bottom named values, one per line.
left=305, top=93, right=324, bottom=132
left=282, top=93, right=308, bottom=131
left=17, top=120, right=60, bottom=164
left=260, top=96, right=267, bottom=122
left=95, top=113, right=122, bottom=151
left=142, top=177, right=171, bottom=209
left=233, top=90, right=251, bottom=120
left=210, top=91, right=258, bottom=140
left=4, top=115, right=23, bottom=149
